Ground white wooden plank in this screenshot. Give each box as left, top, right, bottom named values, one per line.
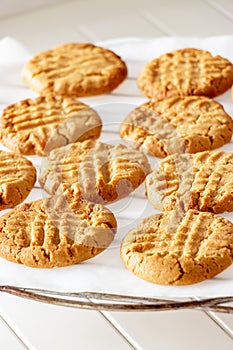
left=0, top=3, right=90, bottom=52
left=0, top=0, right=164, bottom=52
left=141, top=0, right=233, bottom=36
left=217, top=312, right=233, bottom=335
left=78, top=12, right=164, bottom=41
left=0, top=26, right=86, bottom=55
left=205, top=0, right=233, bottom=20
left=108, top=310, right=233, bottom=350
left=0, top=0, right=65, bottom=18
left=0, top=293, right=130, bottom=350
left=0, top=316, right=25, bottom=350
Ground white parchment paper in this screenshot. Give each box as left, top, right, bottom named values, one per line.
left=0, top=36, right=232, bottom=298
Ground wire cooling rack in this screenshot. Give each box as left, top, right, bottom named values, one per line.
left=0, top=286, right=232, bottom=314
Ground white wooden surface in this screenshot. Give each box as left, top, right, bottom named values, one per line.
left=0, top=1, right=233, bottom=349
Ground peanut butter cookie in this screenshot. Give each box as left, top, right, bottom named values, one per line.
left=39, top=140, right=151, bottom=204
left=120, top=96, right=233, bottom=157
left=0, top=195, right=117, bottom=268
left=0, top=150, right=36, bottom=210
left=146, top=151, right=233, bottom=213
left=138, top=48, right=233, bottom=101
left=0, top=95, right=102, bottom=156
left=22, top=43, right=127, bottom=97
left=121, top=209, right=233, bottom=285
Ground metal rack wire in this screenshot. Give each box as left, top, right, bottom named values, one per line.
left=0, top=286, right=232, bottom=314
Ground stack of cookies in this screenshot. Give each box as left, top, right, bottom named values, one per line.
left=0, top=42, right=232, bottom=290
left=120, top=48, right=233, bottom=286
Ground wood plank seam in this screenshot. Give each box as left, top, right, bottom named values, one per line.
left=204, top=0, right=233, bottom=22
left=0, top=313, right=29, bottom=349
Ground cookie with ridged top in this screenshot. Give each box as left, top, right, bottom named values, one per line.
left=39, top=140, right=151, bottom=204
left=0, top=95, right=102, bottom=156
left=0, top=195, right=117, bottom=268
left=121, top=209, right=233, bottom=285
left=146, top=151, right=233, bottom=213
left=0, top=150, right=36, bottom=210
left=120, top=96, right=233, bottom=157
left=22, top=43, right=127, bottom=97
left=138, top=48, right=233, bottom=101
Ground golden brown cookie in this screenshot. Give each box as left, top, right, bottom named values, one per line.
left=0, top=150, right=36, bottom=210
left=138, top=48, right=233, bottom=101
left=0, top=195, right=117, bottom=268
left=146, top=151, right=233, bottom=213
left=121, top=209, right=233, bottom=285
left=22, top=43, right=127, bottom=97
left=120, top=97, right=233, bottom=157
left=0, top=95, right=102, bottom=156
left=39, top=140, right=151, bottom=204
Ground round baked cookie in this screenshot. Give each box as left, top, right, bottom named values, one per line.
left=0, top=195, right=117, bottom=268
left=0, top=150, right=36, bottom=210
left=22, top=43, right=128, bottom=97
left=146, top=151, right=233, bottom=214
left=121, top=209, right=233, bottom=285
left=138, top=48, right=233, bottom=101
left=120, top=96, right=233, bottom=157
left=0, top=95, right=102, bottom=156
left=39, top=140, right=151, bottom=204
